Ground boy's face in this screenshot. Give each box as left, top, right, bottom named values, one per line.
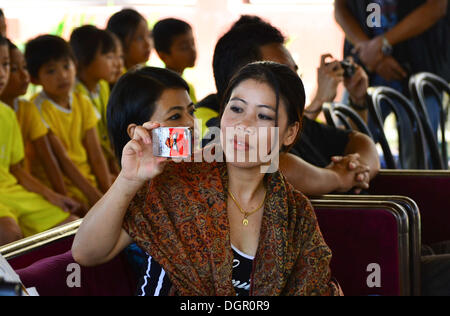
left=0, top=44, right=10, bottom=95
left=86, top=50, right=118, bottom=83
left=1, top=48, right=30, bottom=98
left=125, top=19, right=152, bottom=68
left=161, top=30, right=197, bottom=72
left=34, top=58, right=76, bottom=99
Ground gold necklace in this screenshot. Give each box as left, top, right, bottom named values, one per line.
left=228, top=189, right=267, bottom=226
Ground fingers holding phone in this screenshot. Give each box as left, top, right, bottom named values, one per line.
left=121, top=122, right=168, bottom=183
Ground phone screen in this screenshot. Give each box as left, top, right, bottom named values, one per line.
left=152, top=127, right=192, bottom=158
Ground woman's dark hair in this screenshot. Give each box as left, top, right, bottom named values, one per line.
left=220, top=61, right=305, bottom=152
left=70, top=25, right=116, bottom=68
left=213, top=16, right=285, bottom=100
left=153, top=18, right=192, bottom=54
left=25, top=35, right=74, bottom=79
left=107, top=66, right=190, bottom=163
left=106, top=9, right=146, bottom=51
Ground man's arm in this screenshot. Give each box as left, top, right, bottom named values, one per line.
left=280, top=153, right=370, bottom=196
left=385, top=0, right=448, bottom=46
left=334, top=0, right=370, bottom=46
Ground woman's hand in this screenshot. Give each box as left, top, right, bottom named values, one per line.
left=120, top=122, right=168, bottom=184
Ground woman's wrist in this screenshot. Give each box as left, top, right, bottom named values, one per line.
left=116, top=172, right=146, bottom=195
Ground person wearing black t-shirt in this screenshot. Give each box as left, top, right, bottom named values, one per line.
left=197, top=16, right=379, bottom=174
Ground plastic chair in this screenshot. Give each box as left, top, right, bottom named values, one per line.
left=368, top=87, right=428, bottom=170
left=323, top=102, right=374, bottom=139
left=409, top=72, right=450, bottom=169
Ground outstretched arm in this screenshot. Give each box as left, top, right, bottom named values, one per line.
left=334, top=0, right=370, bottom=46
left=72, top=122, right=167, bottom=267
left=280, top=153, right=371, bottom=196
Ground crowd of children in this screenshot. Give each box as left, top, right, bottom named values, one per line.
left=0, top=8, right=198, bottom=246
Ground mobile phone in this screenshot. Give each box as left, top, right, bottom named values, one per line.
left=152, top=127, right=192, bottom=158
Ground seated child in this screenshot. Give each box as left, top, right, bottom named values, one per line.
left=108, top=32, right=125, bottom=87
left=24, top=34, right=112, bottom=207
left=70, top=25, right=120, bottom=175
left=106, top=9, right=152, bottom=71
left=0, top=36, right=79, bottom=246
left=152, top=18, right=198, bottom=103
left=0, top=39, right=69, bottom=196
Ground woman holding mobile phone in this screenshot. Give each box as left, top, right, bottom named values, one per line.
left=72, top=63, right=342, bottom=296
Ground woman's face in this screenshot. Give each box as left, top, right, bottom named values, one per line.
left=220, top=79, right=299, bottom=169
left=149, top=88, right=195, bottom=129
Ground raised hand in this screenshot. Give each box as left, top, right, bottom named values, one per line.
left=120, top=122, right=168, bottom=184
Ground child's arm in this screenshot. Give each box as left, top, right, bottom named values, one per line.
left=10, top=162, right=81, bottom=215
left=83, top=128, right=113, bottom=193
left=48, top=133, right=103, bottom=207
left=33, top=135, right=68, bottom=195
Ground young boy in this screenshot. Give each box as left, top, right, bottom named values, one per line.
left=25, top=35, right=112, bottom=207
left=152, top=18, right=197, bottom=103
left=70, top=25, right=120, bottom=175
left=0, top=36, right=79, bottom=246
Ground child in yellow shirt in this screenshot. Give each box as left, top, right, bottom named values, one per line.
left=1, top=40, right=67, bottom=195
left=0, top=36, right=79, bottom=245
left=106, top=9, right=152, bottom=71
left=152, top=18, right=198, bottom=103
left=70, top=25, right=120, bottom=175
left=25, top=35, right=112, bottom=207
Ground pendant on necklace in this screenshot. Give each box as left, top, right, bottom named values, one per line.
left=243, top=218, right=249, bottom=226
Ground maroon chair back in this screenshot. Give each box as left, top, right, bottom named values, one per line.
left=8, top=236, right=74, bottom=270
left=312, top=199, right=410, bottom=296
left=370, top=170, right=450, bottom=245
left=15, top=250, right=137, bottom=296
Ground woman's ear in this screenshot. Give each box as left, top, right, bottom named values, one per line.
left=127, top=124, right=137, bottom=138
left=282, top=121, right=300, bottom=148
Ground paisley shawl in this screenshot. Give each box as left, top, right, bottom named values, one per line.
left=123, top=161, right=342, bottom=296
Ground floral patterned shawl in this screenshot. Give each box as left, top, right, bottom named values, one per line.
left=123, top=161, right=342, bottom=296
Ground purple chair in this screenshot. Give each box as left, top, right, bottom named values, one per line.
left=15, top=250, right=137, bottom=296
left=312, top=199, right=411, bottom=296
left=370, top=170, right=450, bottom=245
